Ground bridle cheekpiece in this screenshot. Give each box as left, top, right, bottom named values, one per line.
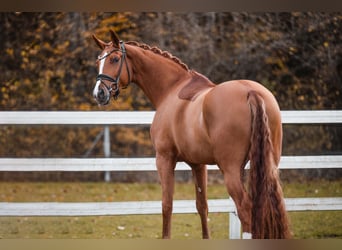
left=96, top=41, right=131, bottom=100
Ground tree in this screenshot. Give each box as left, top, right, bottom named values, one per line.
left=0, top=12, right=341, bottom=180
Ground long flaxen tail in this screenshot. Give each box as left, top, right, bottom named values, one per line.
left=247, top=90, right=291, bottom=239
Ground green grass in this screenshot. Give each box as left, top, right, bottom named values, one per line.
left=0, top=180, right=341, bottom=239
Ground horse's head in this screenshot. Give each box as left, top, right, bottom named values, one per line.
left=92, top=30, right=131, bottom=105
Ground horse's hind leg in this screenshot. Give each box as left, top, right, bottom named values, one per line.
left=190, top=163, right=210, bottom=239
left=221, top=164, right=252, bottom=238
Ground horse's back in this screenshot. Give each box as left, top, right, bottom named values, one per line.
left=204, top=80, right=281, bottom=127
left=207, top=80, right=280, bottom=112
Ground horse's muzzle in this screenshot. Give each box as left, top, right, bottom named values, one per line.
left=93, top=83, right=110, bottom=105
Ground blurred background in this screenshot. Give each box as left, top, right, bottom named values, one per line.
left=0, top=12, right=341, bottom=181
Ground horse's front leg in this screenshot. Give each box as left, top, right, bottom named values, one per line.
left=156, top=153, right=176, bottom=239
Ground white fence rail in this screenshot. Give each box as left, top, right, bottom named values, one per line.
left=0, top=110, right=341, bottom=239
left=1, top=198, right=341, bottom=217
left=1, top=110, right=342, bottom=125
left=0, top=155, right=341, bottom=171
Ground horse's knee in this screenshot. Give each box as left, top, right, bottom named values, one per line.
left=162, top=202, right=173, bottom=215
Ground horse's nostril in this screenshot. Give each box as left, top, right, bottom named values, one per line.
left=94, top=85, right=110, bottom=105
left=98, top=88, right=104, bottom=98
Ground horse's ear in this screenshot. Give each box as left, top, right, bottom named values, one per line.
left=110, top=29, right=120, bottom=47
left=92, top=34, right=106, bottom=50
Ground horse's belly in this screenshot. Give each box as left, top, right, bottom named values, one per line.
left=173, top=107, right=215, bottom=164
left=176, top=143, right=215, bottom=164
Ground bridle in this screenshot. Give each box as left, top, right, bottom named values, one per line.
left=96, top=41, right=131, bottom=100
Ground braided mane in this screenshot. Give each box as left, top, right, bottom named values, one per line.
left=126, top=41, right=190, bottom=71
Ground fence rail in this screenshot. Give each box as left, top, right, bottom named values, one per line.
left=1, top=198, right=341, bottom=217
left=0, top=110, right=341, bottom=239
left=0, top=155, right=341, bottom=171
left=1, top=110, right=342, bottom=125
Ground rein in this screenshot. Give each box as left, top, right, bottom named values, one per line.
left=96, top=41, right=131, bottom=100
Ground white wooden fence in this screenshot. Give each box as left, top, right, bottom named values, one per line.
left=0, top=110, right=342, bottom=239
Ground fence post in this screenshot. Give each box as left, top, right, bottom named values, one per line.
left=103, top=126, right=111, bottom=182
left=229, top=200, right=241, bottom=239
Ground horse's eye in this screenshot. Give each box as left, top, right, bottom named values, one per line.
left=110, top=57, right=120, bottom=64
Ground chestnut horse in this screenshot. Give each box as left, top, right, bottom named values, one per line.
left=92, top=30, right=291, bottom=239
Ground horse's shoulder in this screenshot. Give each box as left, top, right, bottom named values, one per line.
left=178, top=72, right=215, bottom=101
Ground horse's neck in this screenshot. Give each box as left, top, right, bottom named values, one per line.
left=127, top=45, right=191, bottom=108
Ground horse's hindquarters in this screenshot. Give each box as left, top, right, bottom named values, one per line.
left=202, top=80, right=282, bottom=166
left=202, top=81, right=253, bottom=166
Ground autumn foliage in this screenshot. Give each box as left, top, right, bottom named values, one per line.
left=0, top=13, right=341, bottom=179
